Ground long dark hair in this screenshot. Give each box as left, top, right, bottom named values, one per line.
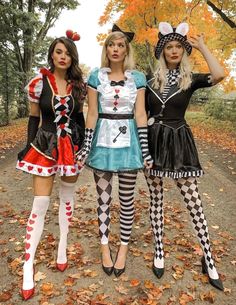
left=48, top=37, right=85, bottom=102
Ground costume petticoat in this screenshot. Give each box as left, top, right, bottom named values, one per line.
left=86, top=68, right=145, bottom=173
left=16, top=68, right=85, bottom=176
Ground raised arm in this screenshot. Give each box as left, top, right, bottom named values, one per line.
left=188, top=34, right=225, bottom=84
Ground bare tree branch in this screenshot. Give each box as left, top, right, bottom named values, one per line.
left=206, top=0, right=236, bottom=28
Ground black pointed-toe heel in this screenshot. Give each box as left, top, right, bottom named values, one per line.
left=102, top=264, right=114, bottom=276
left=102, top=247, right=114, bottom=276
left=201, top=257, right=224, bottom=291
left=114, top=265, right=126, bottom=277
left=152, top=264, right=164, bottom=279
left=114, top=251, right=126, bottom=278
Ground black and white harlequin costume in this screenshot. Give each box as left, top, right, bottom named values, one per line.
left=145, top=22, right=223, bottom=288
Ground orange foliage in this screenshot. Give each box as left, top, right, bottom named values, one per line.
left=98, top=0, right=235, bottom=91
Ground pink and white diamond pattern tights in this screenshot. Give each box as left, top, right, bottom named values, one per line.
left=57, top=180, right=76, bottom=265
left=23, top=196, right=50, bottom=290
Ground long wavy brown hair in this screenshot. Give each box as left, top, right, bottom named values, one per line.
left=48, top=37, right=85, bottom=102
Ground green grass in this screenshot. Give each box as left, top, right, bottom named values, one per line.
left=186, top=109, right=236, bottom=136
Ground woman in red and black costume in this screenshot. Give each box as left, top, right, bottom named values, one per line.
left=16, top=31, right=86, bottom=300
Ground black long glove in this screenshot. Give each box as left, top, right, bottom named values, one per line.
left=18, top=116, right=40, bottom=160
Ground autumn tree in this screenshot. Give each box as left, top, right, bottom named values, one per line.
left=0, top=0, right=80, bottom=118
left=98, top=0, right=236, bottom=90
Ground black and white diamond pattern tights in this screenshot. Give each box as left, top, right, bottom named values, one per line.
left=94, top=171, right=137, bottom=245
left=145, top=173, right=219, bottom=279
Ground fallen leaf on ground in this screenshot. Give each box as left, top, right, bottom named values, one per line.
left=130, top=279, right=140, bottom=287
left=200, top=290, right=216, bottom=303
left=35, top=271, right=47, bottom=282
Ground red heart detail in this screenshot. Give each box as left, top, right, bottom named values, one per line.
left=54, top=167, right=58, bottom=171
left=66, top=30, right=73, bottom=39
left=71, top=168, right=76, bottom=173
left=25, top=243, right=31, bottom=250
left=63, top=167, right=67, bottom=173
left=29, top=219, right=35, bottom=225
left=115, top=89, right=120, bottom=93
left=19, top=162, right=25, bottom=167
left=25, top=253, right=30, bottom=261
left=68, top=217, right=72, bottom=222
left=66, top=206, right=71, bottom=211
left=37, top=168, right=43, bottom=173
left=66, top=211, right=72, bottom=216
left=66, top=202, right=70, bottom=206
left=27, top=226, right=33, bottom=232
left=48, top=168, right=52, bottom=173
left=26, top=234, right=31, bottom=240
left=32, top=214, right=37, bottom=219
left=28, top=166, right=33, bottom=171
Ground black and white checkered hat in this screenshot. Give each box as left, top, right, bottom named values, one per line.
left=155, top=22, right=192, bottom=59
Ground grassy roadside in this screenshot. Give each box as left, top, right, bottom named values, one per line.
left=0, top=118, right=27, bottom=154
left=186, top=109, right=236, bottom=153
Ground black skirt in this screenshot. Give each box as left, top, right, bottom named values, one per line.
left=147, top=122, right=204, bottom=178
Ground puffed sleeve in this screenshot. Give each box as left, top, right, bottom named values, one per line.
left=25, top=73, right=43, bottom=103
left=87, top=68, right=99, bottom=90
left=191, top=73, right=213, bottom=91
left=132, top=70, right=146, bottom=90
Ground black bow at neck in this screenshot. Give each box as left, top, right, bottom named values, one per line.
left=112, top=24, right=135, bottom=42
left=110, top=80, right=125, bottom=87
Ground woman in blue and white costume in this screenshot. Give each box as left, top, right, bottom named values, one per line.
left=77, top=24, right=153, bottom=277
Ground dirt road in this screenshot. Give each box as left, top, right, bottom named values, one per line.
left=0, top=141, right=235, bottom=305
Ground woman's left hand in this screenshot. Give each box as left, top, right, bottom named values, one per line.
left=188, top=34, right=206, bottom=52
left=144, top=159, right=153, bottom=169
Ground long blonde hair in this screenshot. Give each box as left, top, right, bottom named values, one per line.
left=153, top=50, right=192, bottom=92
left=101, top=32, right=135, bottom=70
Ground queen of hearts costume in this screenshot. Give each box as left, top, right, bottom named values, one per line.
left=16, top=68, right=85, bottom=176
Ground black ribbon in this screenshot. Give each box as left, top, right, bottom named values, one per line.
left=110, top=80, right=125, bottom=87
left=112, top=24, right=135, bottom=42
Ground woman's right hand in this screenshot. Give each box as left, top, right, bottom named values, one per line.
left=76, top=145, right=90, bottom=166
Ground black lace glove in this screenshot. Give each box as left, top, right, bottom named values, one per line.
left=18, top=116, right=40, bottom=160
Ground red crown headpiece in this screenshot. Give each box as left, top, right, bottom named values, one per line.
left=66, top=30, right=80, bottom=41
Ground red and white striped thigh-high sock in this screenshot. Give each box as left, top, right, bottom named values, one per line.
left=57, top=181, right=76, bottom=265
left=23, top=196, right=50, bottom=290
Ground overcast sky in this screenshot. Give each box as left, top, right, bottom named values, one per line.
left=48, top=0, right=112, bottom=69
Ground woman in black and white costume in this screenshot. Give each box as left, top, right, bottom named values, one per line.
left=77, top=25, right=153, bottom=277
left=145, top=22, right=225, bottom=290
left=16, top=31, right=86, bottom=300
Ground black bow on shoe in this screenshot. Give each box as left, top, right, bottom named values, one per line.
left=112, top=24, right=135, bottom=42
left=110, top=80, right=125, bottom=87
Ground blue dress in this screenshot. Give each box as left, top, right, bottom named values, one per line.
left=86, top=67, right=146, bottom=173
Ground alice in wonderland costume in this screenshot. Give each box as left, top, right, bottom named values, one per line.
left=16, top=68, right=85, bottom=176
left=86, top=67, right=145, bottom=173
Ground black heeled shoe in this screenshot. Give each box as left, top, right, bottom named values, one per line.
left=201, top=257, right=224, bottom=291
left=152, top=264, right=164, bottom=279
left=114, top=251, right=126, bottom=278
left=102, top=247, right=114, bottom=276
